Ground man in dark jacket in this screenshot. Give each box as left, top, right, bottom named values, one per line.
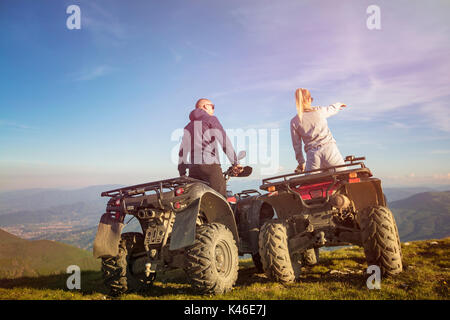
left=178, top=98, right=241, bottom=196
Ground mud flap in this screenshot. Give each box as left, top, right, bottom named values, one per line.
left=248, top=200, right=264, bottom=254
left=169, top=199, right=200, bottom=251
left=93, top=213, right=124, bottom=259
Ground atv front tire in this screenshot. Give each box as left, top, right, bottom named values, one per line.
left=302, top=248, right=320, bottom=266
left=184, top=223, right=239, bottom=294
left=258, top=220, right=300, bottom=283
left=359, top=206, right=403, bottom=276
left=101, top=232, right=153, bottom=296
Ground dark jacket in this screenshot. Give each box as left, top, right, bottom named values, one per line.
left=178, top=108, right=238, bottom=175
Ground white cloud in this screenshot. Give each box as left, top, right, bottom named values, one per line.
left=381, top=172, right=450, bottom=187
left=171, top=49, right=183, bottom=63
left=418, top=101, right=450, bottom=133
left=388, top=121, right=412, bottom=130
left=223, top=1, right=450, bottom=132
left=431, top=150, right=450, bottom=155
left=71, top=65, right=114, bottom=81
left=0, top=120, right=35, bottom=130
left=82, top=2, right=128, bottom=46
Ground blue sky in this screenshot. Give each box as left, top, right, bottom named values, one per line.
left=0, top=0, right=449, bottom=191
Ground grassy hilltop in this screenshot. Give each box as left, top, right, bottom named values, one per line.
left=0, top=237, right=448, bottom=300
left=0, top=229, right=100, bottom=279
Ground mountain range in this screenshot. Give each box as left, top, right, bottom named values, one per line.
left=390, top=191, right=450, bottom=242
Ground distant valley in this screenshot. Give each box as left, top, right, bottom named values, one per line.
left=0, top=185, right=121, bottom=239
left=0, top=184, right=449, bottom=250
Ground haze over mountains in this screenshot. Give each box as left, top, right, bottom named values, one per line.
left=0, top=184, right=449, bottom=250
left=0, top=185, right=121, bottom=215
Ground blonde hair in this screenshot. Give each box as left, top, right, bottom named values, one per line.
left=295, top=88, right=314, bottom=121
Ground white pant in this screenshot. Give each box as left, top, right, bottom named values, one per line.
left=305, top=143, right=345, bottom=172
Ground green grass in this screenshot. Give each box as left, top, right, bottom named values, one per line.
left=0, top=238, right=448, bottom=300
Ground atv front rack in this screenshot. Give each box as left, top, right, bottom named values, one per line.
left=101, top=176, right=203, bottom=198
left=260, top=158, right=371, bottom=191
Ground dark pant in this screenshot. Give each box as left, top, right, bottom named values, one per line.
left=188, top=164, right=226, bottom=197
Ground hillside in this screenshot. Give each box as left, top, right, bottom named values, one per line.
left=390, top=191, right=450, bottom=242
left=0, top=237, right=448, bottom=300
left=0, top=229, right=100, bottom=279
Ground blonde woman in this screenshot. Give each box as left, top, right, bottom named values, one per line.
left=290, top=88, right=347, bottom=173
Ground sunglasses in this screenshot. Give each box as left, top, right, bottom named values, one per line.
left=203, top=103, right=215, bottom=110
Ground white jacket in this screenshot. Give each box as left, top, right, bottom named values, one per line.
left=290, top=103, right=344, bottom=165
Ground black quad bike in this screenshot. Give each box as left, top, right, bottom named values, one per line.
left=93, top=151, right=270, bottom=295
left=256, top=156, right=403, bottom=283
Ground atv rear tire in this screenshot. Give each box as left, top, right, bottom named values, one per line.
left=184, top=223, right=239, bottom=294
left=359, top=206, right=403, bottom=276
left=258, top=220, right=300, bottom=283
left=101, top=232, right=153, bottom=296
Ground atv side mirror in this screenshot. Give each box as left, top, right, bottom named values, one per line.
left=237, top=150, right=246, bottom=161
left=237, top=166, right=252, bottom=177
left=345, top=155, right=355, bottom=162
left=345, top=155, right=366, bottom=162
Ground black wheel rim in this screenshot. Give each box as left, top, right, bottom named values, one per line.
left=215, top=240, right=232, bottom=276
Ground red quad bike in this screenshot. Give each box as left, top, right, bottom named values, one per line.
left=93, top=151, right=262, bottom=296
left=256, top=156, right=403, bottom=283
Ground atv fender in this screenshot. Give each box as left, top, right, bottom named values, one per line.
left=93, top=213, right=124, bottom=259
left=169, top=183, right=239, bottom=251
left=237, top=198, right=270, bottom=254
left=261, top=192, right=300, bottom=219
left=344, top=179, right=385, bottom=211
left=169, top=199, right=200, bottom=251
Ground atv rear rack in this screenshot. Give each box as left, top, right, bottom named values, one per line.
left=236, top=189, right=261, bottom=199
left=260, top=156, right=371, bottom=191
left=101, top=176, right=203, bottom=198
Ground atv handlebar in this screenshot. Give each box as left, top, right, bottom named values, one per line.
left=222, top=150, right=252, bottom=182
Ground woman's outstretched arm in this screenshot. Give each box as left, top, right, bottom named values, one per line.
left=319, top=102, right=347, bottom=118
